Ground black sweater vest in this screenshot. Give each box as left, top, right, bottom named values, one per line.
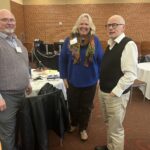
left=100, top=37, right=132, bottom=94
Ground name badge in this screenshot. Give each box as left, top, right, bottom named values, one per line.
left=15, top=47, right=22, bottom=53
left=70, top=37, right=77, bottom=45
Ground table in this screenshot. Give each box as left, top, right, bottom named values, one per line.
left=28, top=69, right=67, bottom=100
left=137, top=62, right=150, bottom=100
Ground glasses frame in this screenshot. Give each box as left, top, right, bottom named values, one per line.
left=0, top=18, right=16, bottom=23
left=105, top=23, right=124, bottom=29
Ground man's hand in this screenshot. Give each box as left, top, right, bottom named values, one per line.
left=110, top=92, right=116, bottom=97
left=25, top=83, right=32, bottom=95
left=0, top=98, right=6, bottom=112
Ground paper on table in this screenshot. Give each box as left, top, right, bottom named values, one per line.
left=32, top=69, right=59, bottom=79
left=44, top=70, right=59, bottom=75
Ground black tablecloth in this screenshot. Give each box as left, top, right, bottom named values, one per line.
left=17, top=88, right=69, bottom=150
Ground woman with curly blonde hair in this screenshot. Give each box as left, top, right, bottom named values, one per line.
left=59, top=13, right=103, bottom=141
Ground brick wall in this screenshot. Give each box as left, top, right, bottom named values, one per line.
left=11, top=1, right=25, bottom=43
left=11, top=2, right=150, bottom=53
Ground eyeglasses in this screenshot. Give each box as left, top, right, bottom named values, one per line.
left=105, top=23, right=124, bottom=29
left=0, top=18, right=16, bottom=23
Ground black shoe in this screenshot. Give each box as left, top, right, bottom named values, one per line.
left=95, top=145, right=108, bottom=150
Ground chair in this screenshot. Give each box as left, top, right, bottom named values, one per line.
left=129, top=79, right=147, bottom=103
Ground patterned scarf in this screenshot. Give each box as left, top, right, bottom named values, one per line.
left=69, top=33, right=95, bottom=67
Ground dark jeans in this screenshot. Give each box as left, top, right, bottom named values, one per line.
left=67, top=83, right=96, bottom=131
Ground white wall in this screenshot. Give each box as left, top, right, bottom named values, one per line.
left=0, top=0, right=10, bottom=9
left=23, top=0, right=150, bottom=5
left=11, top=0, right=23, bottom=4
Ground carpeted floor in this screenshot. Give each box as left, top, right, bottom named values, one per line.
left=48, top=88, right=150, bottom=150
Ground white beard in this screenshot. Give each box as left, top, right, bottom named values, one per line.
left=4, top=28, right=15, bottom=34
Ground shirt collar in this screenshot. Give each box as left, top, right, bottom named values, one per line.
left=0, top=32, right=8, bottom=39
left=108, top=33, right=125, bottom=46
left=0, top=32, right=16, bottom=40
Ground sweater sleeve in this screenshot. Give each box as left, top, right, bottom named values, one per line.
left=95, top=36, right=104, bottom=79
left=59, top=37, right=69, bottom=79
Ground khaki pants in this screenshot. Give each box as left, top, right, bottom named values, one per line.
left=99, top=90, right=130, bottom=150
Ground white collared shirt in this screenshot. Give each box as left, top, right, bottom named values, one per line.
left=108, top=33, right=138, bottom=97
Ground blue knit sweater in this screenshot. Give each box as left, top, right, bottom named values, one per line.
left=59, top=35, right=104, bottom=88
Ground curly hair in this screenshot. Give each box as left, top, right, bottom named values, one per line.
left=71, top=13, right=96, bottom=35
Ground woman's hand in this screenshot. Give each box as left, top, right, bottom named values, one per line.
left=63, top=79, right=69, bottom=89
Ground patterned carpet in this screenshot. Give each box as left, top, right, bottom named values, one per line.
left=48, top=88, right=150, bottom=150
left=0, top=88, right=148, bottom=150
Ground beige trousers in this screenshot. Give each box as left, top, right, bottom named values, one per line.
left=99, top=90, right=130, bottom=150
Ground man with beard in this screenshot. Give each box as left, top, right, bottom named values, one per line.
left=0, top=9, right=32, bottom=150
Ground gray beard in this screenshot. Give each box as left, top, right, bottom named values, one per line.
left=4, top=29, right=15, bottom=34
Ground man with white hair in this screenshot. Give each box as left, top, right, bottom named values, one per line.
left=0, top=9, right=32, bottom=150
left=95, top=15, right=138, bottom=150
